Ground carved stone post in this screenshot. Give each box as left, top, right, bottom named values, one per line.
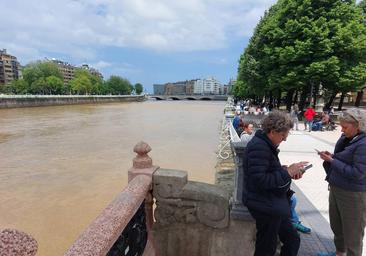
left=0, top=229, right=38, bottom=256
left=230, top=142, right=253, bottom=220
left=128, top=141, right=159, bottom=256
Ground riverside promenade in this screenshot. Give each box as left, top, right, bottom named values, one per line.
left=279, top=124, right=366, bottom=256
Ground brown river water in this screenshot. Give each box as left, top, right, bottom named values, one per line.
left=0, top=100, right=225, bottom=255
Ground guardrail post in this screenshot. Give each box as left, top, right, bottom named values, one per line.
left=128, top=141, right=159, bottom=256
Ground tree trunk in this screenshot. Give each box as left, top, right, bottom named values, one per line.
left=338, top=92, right=345, bottom=111
left=269, top=91, right=274, bottom=111
left=293, top=90, right=298, bottom=104
left=312, top=84, right=318, bottom=107
left=355, top=89, right=364, bottom=107
left=325, top=91, right=337, bottom=110
left=286, top=89, right=295, bottom=112
left=276, top=89, right=282, bottom=109
left=299, top=91, right=308, bottom=111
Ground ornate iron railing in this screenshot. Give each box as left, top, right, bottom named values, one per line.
left=107, top=202, right=147, bottom=256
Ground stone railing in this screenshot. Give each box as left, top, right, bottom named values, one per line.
left=152, top=168, right=255, bottom=256
left=65, top=141, right=158, bottom=256
left=0, top=229, right=38, bottom=256
left=2, top=138, right=256, bottom=256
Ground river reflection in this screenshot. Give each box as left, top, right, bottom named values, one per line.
left=0, top=100, right=225, bottom=255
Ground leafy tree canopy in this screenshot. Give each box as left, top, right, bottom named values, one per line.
left=134, top=83, right=143, bottom=95
left=235, top=0, right=366, bottom=109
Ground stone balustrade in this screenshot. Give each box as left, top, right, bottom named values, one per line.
left=2, top=137, right=256, bottom=256
left=152, top=168, right=255, bottom=256
left=64, top=141, right=158, bottom=256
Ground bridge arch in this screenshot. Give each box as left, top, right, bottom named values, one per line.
left=199, top=97, right=212, bottom=101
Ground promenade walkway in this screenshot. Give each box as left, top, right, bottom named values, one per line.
left=279, top=124, right=366, bottom=256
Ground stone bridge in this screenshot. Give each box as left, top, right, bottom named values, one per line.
left=149, top=95, right=228, bottom=101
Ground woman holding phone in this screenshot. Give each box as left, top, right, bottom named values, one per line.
left=317, top=108, right=366, bottom=256
left=243, top=111, right=307, bottom=256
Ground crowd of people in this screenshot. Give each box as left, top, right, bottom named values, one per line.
left=231, top=101, right=366, bottom=256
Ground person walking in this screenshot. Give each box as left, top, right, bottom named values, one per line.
left=304, top=105, right=316, bottom=132
left=243, top=111, right=308, bottom=256
left=317, top=108, right=366, bottom=256
left=290, top=104, right=300, bottom=131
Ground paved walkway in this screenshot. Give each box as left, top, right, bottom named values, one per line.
left=279, top=123, right=366, bottom=256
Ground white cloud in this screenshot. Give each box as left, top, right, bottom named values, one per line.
left=92, top=61, right=112, bottom=69
left=0, top=0, right=276, bottom=62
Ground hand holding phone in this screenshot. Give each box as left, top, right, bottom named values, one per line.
left=301, top=164, right=313, bottom=173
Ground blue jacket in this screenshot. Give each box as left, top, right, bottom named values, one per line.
left=243, top=130, right=292, bottom=217
left=324, top=133, right=366, bottom=192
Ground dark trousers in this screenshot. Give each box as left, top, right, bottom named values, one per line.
left=249, top=209, right=300, bottom=256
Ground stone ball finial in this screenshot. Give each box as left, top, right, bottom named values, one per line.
left=0, top=229, right=38, bottom=256
left=133, top=141, right=152, bottom=169
left=133, top=141, right=151, bottom=155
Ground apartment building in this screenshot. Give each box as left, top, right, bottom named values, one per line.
left=48, top=59, right=76, bottom=85
left=47, top=59, right=103, bottom=84
left=80, top=64, right=103, bottom=79
left=193, top=77, right=221, bottom=95
left=0, top=49, right=22, bottom=86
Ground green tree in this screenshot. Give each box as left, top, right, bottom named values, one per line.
left=69, top=70, right=94, bottom=95
left=46, top=76, right=65, bottom=94
left=8, top=79, right=29, bottom=94
left=237, top=0, right=366, bottom=110
left=105, top=76, right=132, bottom=95
left=134, top=83, right=143, bottom=95
left=21, top=61, right=64, bottom=95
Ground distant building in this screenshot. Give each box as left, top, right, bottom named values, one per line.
left=153, top=84, right=166, bottom=95
left=193, top=79, right=204, bottom=94
left=185, top=80, right=195, bottom=95
left=0, top=49, right=22, bottom=86
left=165, top=82, right=186, bottom=95
left=46, top=59, right=103, bottom=84
left=80, top=64, right=103, bottom=79
left=193, top=77, right=221, bottom=95
left=227, top=78, right=236, bottom=95
left=48, top=59, right=76, bottom=85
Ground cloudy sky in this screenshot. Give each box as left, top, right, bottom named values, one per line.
left=1, top=0, right=277, bottom=92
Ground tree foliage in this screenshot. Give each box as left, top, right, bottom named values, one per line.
left=134, top=83, right=143, bottom=95
left=4, top=61, right=142, bottom=96
left=235, top=0, right=366, bottom=110
left=105, top=76, right=133, bottom=95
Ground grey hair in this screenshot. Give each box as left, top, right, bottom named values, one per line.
left=339, top=108, right=366, bottom=133
left=261, top=111, right=294, bottom=133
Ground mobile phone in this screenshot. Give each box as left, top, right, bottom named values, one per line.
left=301, top=164, right=313, bottom=173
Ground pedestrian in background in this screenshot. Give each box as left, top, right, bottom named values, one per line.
left=290, top=104, right=300, bottom=131
left=304, top=105, right=316, bottom=132
left=317, top=108, right=366, bottom=256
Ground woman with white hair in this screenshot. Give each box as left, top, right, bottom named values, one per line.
left=317, top=108, right=366, bottom=256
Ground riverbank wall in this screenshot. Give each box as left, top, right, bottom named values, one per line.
left=0, top=95, right=146, bottom=109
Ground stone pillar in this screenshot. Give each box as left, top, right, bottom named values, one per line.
left=0, top=229, right=38, bottom=256
left=128, top=141, right=159, bottom=256
left=230, top=141, right=253, bottom=220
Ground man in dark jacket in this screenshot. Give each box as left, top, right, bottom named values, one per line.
left=243, top=111, right=308, bottom=256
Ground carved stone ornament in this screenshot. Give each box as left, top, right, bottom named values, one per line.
left=153, top=169, right=229, bottom=229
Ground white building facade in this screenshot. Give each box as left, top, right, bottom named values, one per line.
left=193, top=77, right=221, bottom=95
